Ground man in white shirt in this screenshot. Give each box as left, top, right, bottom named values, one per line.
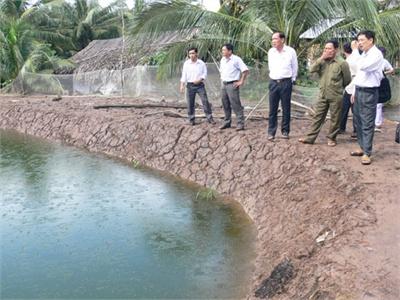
left=267, top=32, right=298, bottom=140
left=339, top=40, right=360, bottom=137
left=219, top=43, right=249, bottom=131
left=350, top=30, right=384, bottom=165
left=180, top=47, right=215, bottom=125
left=375, top=46, right=394, bottom=131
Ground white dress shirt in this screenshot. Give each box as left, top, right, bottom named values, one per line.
left=268, top=45, right=298, bottom=81
left=180, top=59, right=207, bottom=83
left=220, top=54, right=249, bottom=81
left=382, top=59, right=393, bottom=72
left=353, top=45, right=384, bottom=89
left=345, top=50, right=361, bottom=94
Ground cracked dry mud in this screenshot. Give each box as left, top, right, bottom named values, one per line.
left=1, top=95, right=399, bottom=299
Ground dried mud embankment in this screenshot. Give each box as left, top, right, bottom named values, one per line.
left=1, top=96, right=396, bottom=299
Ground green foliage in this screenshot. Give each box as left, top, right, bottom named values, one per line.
left=196, top=188, right=217, bottom=201
left=0, top=0, right=125, bottom=85
left=131, top=158, right=140, bottom=169
left=43, top=0, right=122, bottom=53
left=142, top=51, right=168, bottom=66
left=131, top=0, right=400, bottom=78
left=296, top=57, right=319, bottom=88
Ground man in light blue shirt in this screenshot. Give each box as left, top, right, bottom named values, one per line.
left=219, top=43, right=249, bottom=131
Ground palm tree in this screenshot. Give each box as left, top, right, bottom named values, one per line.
left=46, top=0, right=122, bottom=53
left=131, top=0, right=400, bottom=74
left=0, top=0, right=72, bottom=86
left=0, top=0, right=123, bottom=86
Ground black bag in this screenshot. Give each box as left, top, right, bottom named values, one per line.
left=378, top=73, right=391, bottom=103
left=396, top=123, right=400, bottom=144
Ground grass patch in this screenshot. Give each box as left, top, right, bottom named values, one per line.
left=131, top=158, right=140, bottom=169
left=196, top=188, right=217, bottom=201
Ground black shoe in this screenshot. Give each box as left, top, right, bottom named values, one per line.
left=189, top=119, right=195, bottom=126
left=207, top=118, right=216, bottom=125
left=281, top=132, right=289, bottom=139
left=236, top=126, right=245, bottom=131
left=219, top=123, right=231, bottom=130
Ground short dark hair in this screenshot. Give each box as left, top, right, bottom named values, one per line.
left=357, top=30, right=375, bottom=43
left=188, top=47, right=198, bottom=54
left=274, top=32, right=285, bottom=39
left=343, top=42, right=352, bottom=54
left=223, top=43, right=234, bottom=52
left=326, top=39, right=339, bottom=49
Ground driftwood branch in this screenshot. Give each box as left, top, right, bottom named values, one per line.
left=291, top=100, right=315, bottom=114
left=143, top=110, right=177, bottom=117
left=93, top=103, right=187, bottom=109
left=163, top=111, right=264, bottom=121
left=96, top=102, right=312, bottom=121
left=246, top=93, right=268, bottom=121
left=161, top=111, right=309, bottom=120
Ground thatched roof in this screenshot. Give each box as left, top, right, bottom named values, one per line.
left=72, top=38, right=136, bottom=73
left=70, top=32, right=188, bottom=74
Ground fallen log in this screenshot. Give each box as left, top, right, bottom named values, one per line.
left=162, top=111, right=265, bottom=120
left=291, top=100, right=315, bottom=114
left=93, top=103, right=188, bottom=110
left=161, top=111, right=310, bottom=121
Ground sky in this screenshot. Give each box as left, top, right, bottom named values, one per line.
left=98, top=0, right=220, bottom=11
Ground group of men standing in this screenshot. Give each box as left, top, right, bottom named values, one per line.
left=299, top=30, right=388, bottom=165
left=180, top=43, right=249, bottom=130
left=180, top=30, right=390, bottom=165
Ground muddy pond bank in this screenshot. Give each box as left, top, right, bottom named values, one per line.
left=1, top=95, right=399, bottom=299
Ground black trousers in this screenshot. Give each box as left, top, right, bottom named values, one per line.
left=186, top=82, right=212, bottom=121
left=268, top=79, right=293, bottom=136
left=339, top=91, right=356, bottom=133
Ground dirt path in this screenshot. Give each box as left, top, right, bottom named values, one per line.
left=318, top=127, right=400, bottom=300
left=0, top=95, right=399, bottom=299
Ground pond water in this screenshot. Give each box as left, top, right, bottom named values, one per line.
left=0, top=130, right=255, bottom=299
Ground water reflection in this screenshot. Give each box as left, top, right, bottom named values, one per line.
left=0, top=130, right=255, bottom=299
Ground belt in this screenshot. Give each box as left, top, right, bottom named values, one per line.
left=222, top=80, right=237, bottom=85
left=356, top=86, right=379, bottom=91
left=271, top=77, right=292, bottom=83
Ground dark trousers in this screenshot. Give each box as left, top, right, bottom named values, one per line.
left=268, top=79, right=293, bottom=136
left=339, top=91, right=356, bottom=133
left=186, top=83, right=212, bottom=121
left=353, top=87, right=378, bottom=156
left=221, top=82, right=244, bottom=126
